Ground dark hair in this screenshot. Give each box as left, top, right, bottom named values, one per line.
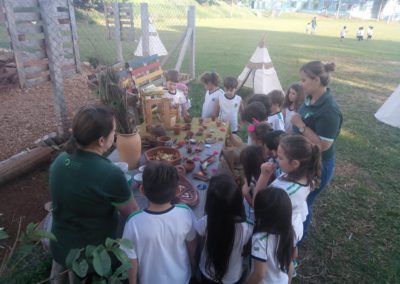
left=165, top=69, right=179, bottom=83
left=300, top=61, right=336, bottom=87
left=267, top=90, right=285, bottom=107
left=204, top=174, right=246, bottom=282
left=240, top=145, right=265, bottom=186
left=65, top=105, right=115, bottom=154
left=253, top=122, right=273, bottom=142
left=254, top=187, right=294, bottom=273
left=242, top=101, right=268, bottom=123
left=142, top=162, right=178, bottom=204
left=283, top=83, right=304, bottom=111
left=261, top=130, right=286, bottom=151
left=279, top=135, right=322, bottom=189
left=247, top=94, right=272, bottom=117
left=200, top=71, right=221, bottom=86
left=223, top=76, right=238, bottom=90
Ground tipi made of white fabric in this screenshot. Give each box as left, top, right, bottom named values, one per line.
left=238, top=36, right=282, bottom=94
left=134, top=19, right=168, bottom=56
left=375, top=84, right=400, bottom=128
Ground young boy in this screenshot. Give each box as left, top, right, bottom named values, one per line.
left=357, top=27, right=364, bottom=41
left=367, top=26, right=373, bottom=40
left=163, top=69, right=189, bottom=121
left=218, top=77, right=243, bottom=134
left=200, top=71, right=224, bottom=119
left=121, top=162, right=196, bottom=284
left=340, top=26, right=347, bottom=41
left=266, top=90, right=285, bottom=131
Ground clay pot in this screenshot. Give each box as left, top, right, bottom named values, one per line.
left=157, top=136, right=172, bottom=147
left=116, top=132, right=141, bottom=170
left=216, top=120, right=222, bottom=127
left=184, top=123, right=192, bottom=130
left=183, top=159, right=196, bottom=173
left=199, top=118, right=203, bottom=125
left=173, top=125, right=181, bottom=135
left=151, top=125, right=166, bottom=137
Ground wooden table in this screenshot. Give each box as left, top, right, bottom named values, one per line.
left=109, top=118, right=229, bottom=218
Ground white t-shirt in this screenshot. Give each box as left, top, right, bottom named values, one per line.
left=218, top=94, right=242, bottom=132
left=121, top=204, right=196, bottom=284
left=271, top=175, right=311, bottom=242
left=202, top=88, right=224, bottom=118
left=163, top=89, right=187, bottom=120
left=283, top=108, right=296, bottom=134
left=195, top=216, right=253, bottom=284
left=267, top=112, right=285, bottom=132
left=251, top=232, right=289, bottom=284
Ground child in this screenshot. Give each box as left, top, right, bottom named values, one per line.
left=356, top=27, right=364, bottom=41
left=246, top=187, right=295, bottom=284
left=306, top=22, right=311, bottom=34
left=340, top=26, right=347, bottom=41
left=261, top=130, right=286, bottom=179
left=176, top=82, right=191, bottom=110
left=255, top=135, right=321, bottom=243
left=218, top=77, right=243, bottom=134
left=196, top=174, right=253, bottom=284
left=242, top=101, right=269, bottom=145
left=200, top=71, right=224, bottom=118
left=122, top=162, right=196, bottom=284
left=367, top=26, right=373, bottom=40
left=267, top=90, right=285, bottom=131
left=249, top=122, right=273, bottom=147
left=163, top=69, right=190, bottom=122
left=282, top=83, right=304, bottom=134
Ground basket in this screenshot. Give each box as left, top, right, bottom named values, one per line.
left=144, top=146, right=182, bottom=165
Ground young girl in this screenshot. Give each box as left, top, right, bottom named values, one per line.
left=255, top=135, right=321, bottom=243
left=195, top=174, right=253, bottom=284
left=242, top=101, right=269, bottom=145
left=246, top=187, right=295, bottom=284
left=282, top=83, right=304, bottom=134
left=200, top=71, right=224, bottom=118
left=249, top=122, right=272, bottom=147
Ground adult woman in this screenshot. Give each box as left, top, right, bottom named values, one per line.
left=49, top=105, right=138, bottom=281
left=291, top=61, right=342, bottom=241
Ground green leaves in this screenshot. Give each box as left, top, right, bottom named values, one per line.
left=72, top=259, right=89, bottom=278
left=118, top=238, right=133, bottom=249
left=66, top=248, right=84, bottom=268
left=92, top=246, right=112, bottom=277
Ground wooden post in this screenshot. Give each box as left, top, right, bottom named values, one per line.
left=128, top=3, right=134, bottom=41
left=104, top=3, right=111, bottom=39
left=39, top=0, right=69, bottom=138
left=4, top=0, right=26, bottom=88
left=67, top=0, right=81, bottom=73
left=141, top=3, right=149, bottom=57
left=113, top=1, right=123, bottom=63
left=0, top=0, right=5, bottom=25
left=175, top=27, right=192, bottom=72
left=188, top=6, right=195, bottom=79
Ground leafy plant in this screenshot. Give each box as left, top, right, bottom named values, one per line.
left=97, top=68, right=137, bottom=134
left=65, top=238, right=133, bottom=283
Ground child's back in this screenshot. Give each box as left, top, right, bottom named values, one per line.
left=123, top=204, right=195, bottom=284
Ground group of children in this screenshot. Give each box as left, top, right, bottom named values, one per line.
left=340, top=25, right=374, bottom=41
left=120, top=70, right=322, bottom=283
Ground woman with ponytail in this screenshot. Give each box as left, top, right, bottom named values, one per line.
left=290, top=61, right=342, bottom=241
left=196, top=174, right=253, bottom=284
left=246, top=187, right=295, bottom=284
left=49, top=105, right=138, bottom=281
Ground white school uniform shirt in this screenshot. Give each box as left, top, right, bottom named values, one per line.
left=163, top=89, right=187, bottom=119
left=283, top=108, right=296, bottom=134
left=340, top=29, right=346, bottom=38
left=121, top=204, right=196, bottom=284
left=271, top=175, right=311, bottom=242
left=195, top=216, right=253, bottom=284
left=367, top=28, right=373, bottom=36
left=267, top=112, right=285, bottom=132
left=202, top=88, right=224, bottom=118
left=218, top=94, right=242, bottom=132
left=251, top=232, right=289, bottom=284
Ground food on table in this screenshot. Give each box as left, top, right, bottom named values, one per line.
left=148, top=151, right=179, bottom=161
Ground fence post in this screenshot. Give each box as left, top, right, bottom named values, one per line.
left=188, top=6, right=195, bottom=79
left=39, top=0, right=69, bottom=138
left=113, top=1, right=123, bottom=63
left=141, top=3, right=149, bottom=57
left=128, top=3, right=134, bottom=41
left=67, top=0, right=81, bottom=74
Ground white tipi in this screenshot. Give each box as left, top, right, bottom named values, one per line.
left=134, top=19, right=168, bottom=57
left=238, top=36, right=282, bottom=94
left=375, top=84, right=400, bottom=128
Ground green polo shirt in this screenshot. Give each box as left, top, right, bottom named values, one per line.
left=296, top=88, right=342, bottom=161
left=49, top=150, right=132, bottom=266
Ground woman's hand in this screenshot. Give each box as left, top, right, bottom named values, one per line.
left=291, top=113, right=305, bottom=129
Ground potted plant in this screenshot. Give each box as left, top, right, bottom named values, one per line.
left=98, top=68, right=141, bottom=170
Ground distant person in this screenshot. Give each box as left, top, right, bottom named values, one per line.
left=340, top=26, right=347, bottom=41
left=306, top=22, right=311, bottom=34
left=356, top=27, right=364, bottom=41
left=367, top=26, right=374, bottom=40
left=311, top=17, right=317, bottom=34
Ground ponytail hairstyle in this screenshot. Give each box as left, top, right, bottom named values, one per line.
left=65, top=105, right=115, bottom=154
left=204, top=174, right=246, bottom=282
left=252, top=122, right=273, bottom=144
left=261, top=130, right=286, bottom=152
left=254, top=187, right=294, bottom=272
left=200, top=71, right=221, bottom=87
left=283, top=82, right=305, bottom=111
left=300, top=61, right=336, bottom=87
left=279, top=135, right=322, bottom=189
left=240, top=145, right=265, bottom=186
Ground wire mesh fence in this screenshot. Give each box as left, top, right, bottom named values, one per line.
left=0, top=0, right=11, bottom=50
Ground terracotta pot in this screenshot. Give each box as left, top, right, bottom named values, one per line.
left=173, top=125, right=181, bottom=135
left=151, top=125, right=166, bottom=137
left=116, top=132, right=141, bottom=170
left=183, top=159, right=196, bottom=173
left=157, top=136, right=172, bottom=147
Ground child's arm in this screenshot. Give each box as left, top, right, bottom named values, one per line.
left=246, top=259, right=267, bottom=284
left=242, top=182, right=254, bottom=208
left=128, top=259, right=138, bottom=284
left=253, top=162, right=276, bottom=203
left=212, top=103, right=220, bottom=118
